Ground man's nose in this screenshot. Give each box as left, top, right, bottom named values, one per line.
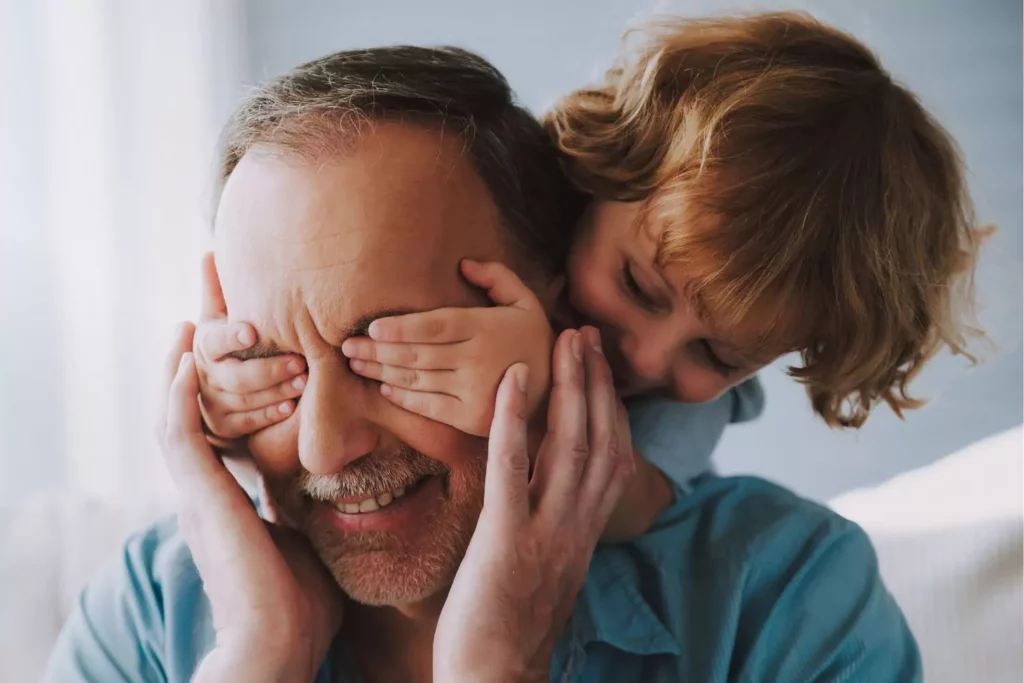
left=297, top=361, right=379, bottom=475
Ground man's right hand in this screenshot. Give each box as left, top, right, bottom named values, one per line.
left=158, top=321, right=342, bottom=683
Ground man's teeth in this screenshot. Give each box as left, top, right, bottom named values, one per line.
left=339, top=485, right=408, bottom=514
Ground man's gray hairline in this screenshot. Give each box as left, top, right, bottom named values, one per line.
left=211, top=113, right=532, bottom=267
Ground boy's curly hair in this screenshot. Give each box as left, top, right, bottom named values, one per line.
left=546, top=11, right=985, bottom=427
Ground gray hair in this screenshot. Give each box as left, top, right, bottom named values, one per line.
left=217, top=45, right=586, bottom=276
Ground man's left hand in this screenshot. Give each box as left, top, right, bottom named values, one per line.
left=434, top=326, right=635, bottom=682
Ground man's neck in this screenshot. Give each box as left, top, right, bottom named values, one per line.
left=341, top=589, right=448, bottom=683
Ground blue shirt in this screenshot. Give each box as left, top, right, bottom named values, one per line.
left=44, top=474, right=920, bottom=682
left=627, top=377, right=765, bottom=488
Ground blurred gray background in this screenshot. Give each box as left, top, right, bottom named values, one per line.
left=241, top=0, right=1022, bottom=500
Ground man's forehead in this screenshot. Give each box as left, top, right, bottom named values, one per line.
left=212, top=123, right=510, bottom=341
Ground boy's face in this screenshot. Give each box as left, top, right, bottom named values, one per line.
left=567, top=200, right=776, bottom=403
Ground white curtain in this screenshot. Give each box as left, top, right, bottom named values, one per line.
left=0, top=0, right=246, bottom=504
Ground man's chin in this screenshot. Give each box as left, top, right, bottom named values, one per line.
left=301, top=480, right=482, bottom=607
left=311, top=522, right=469, bottom=607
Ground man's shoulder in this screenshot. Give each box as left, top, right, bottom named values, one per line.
left=43, top=514, right=214, bottom=683
left=641, top=474, right=867, bottom=567
left=574, top=475, right=920, bottom=682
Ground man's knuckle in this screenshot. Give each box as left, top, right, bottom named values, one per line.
left=508, top=450, right=531, bottom=475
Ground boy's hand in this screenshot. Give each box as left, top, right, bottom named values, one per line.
left=341, top=259, right=553, bottom=437
left=194, top=253, right=307, bottom=444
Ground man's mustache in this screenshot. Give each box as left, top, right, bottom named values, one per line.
left=295, top=444, right=448, bottom=502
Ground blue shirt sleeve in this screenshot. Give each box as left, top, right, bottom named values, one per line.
left=626, top=376, right=765, bottom=489
left=42, top=517, right=212, bottom=683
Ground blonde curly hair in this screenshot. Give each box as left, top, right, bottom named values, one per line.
left=546, top=11, right=985, bottom=427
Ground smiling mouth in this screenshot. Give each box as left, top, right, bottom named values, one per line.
left=329, top=476, right=433, bottom=515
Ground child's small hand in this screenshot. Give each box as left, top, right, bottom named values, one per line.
left=341, top=259, right=553, bottom=437
left=193, top=253, right=307, bottom=445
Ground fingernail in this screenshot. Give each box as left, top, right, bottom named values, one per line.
left=178, top=353, right=191, bottom=371
left=277, top=401, right=292, bottom=415
left=380, top=383, right=393, bottom=397
left=367, top=321, right=383, bottom=339
left=291, top=375, right=305, bottom=391
left=588, top=327, right=603, bottom=354
left=237, top=326, right=254, bottom=346
left=514, top=364, right=528, bottom=393
left=349, top=359, right=365, bottom=372
left=570, top=331, right=583, bottom=362
left=287, top=360, right=302, bottom=375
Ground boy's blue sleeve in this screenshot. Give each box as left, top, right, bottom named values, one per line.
left=626, top=377, right=764, bottom=489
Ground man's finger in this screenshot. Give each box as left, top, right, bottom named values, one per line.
left=483, top=363, right=531, bottom=527
left=531, top=329, right=589, bottom=519
left=164, top=352, right=228, bottom=488
left=460, top=259, right=539, bottom=310
left=590, top=402, right=635, bottom=531
left=577, top=327, right=631, bottom=519
left=157, top=322, right=197, bottom=440
left=200, top=252, right=228, bottom=321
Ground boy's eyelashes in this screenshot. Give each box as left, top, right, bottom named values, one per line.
left=699, top=339, right=740, bottom=375
left=620, top=260, right=666, bottom=312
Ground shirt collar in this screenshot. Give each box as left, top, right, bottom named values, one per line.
left=563, top=542, right=681, bottom=659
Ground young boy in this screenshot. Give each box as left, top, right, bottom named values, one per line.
left=194, top=12, right=982, bottom=525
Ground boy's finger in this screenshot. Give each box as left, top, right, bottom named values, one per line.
left=340, top=338, right=457, bottom=369
left=531, top=329, right=588, bottom=519
left=367, top=308, right=471, bottom=343
left=349, top=360, right=456, bottom=395
left=195, top=319, right=258, bottom=361
left=209, top=400, right=296, bottom=440
left=199, top=252, right=228, bottom=321
left=207, top=374, right=306, bottom=413
left=378, top=384, right=464, bottom=424
left=204, top=354, right=306, bottom=394
left=483, top=364, right=531, bottom=527
left=460, top=259, right=539, bottom=310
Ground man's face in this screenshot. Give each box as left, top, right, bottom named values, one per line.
left=214, top=123, right=517, bottom=606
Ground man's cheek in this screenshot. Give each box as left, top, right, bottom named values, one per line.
left=381, top=406, right=486, bottom=471
left=247, top=415, right=301, bottom=478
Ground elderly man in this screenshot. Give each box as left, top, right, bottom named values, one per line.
left=45, top=46, right=920, bottom=682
